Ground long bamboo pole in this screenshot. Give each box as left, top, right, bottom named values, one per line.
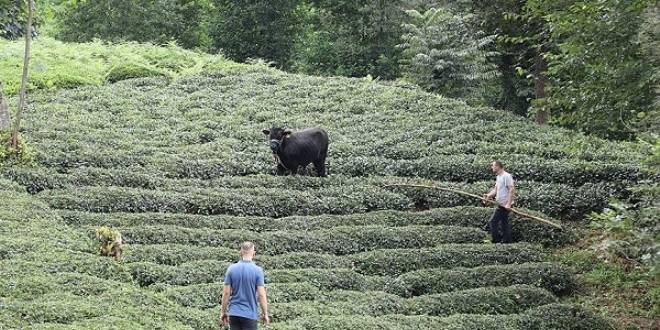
left=382, top=183, right=563, bottom=230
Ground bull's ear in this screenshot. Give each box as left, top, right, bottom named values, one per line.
left=283, top=130, right=292, bottom=136
left=262, top=130, right=270, bottom=135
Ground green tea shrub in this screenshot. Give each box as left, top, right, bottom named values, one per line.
left=59, top=205, right=570, bottom=247
left=119, top=225, right=485, bottom=254
left=38, top=185, right=412, bottom=216
left=2, top=165, right=161, bottom=194
left=390, top=262, right=575, bottom=297
left=405, top=285, right=558, bottom=316
left=389, top=180, right=620, bottom=220
left=518, top=303, right=617, bottom=330
left=58, top=210, right=272, bottom=231
left=3, top=292, right=105, bottom=324
left=123, top=244, right=236, bottom=266
left=268, top=303, right=615, bottom=330
left=161, top=283, right=223, bottom=309
left=0, top=272, right=117, bottom=300
left=128, top=260, right=231, bottom=286
left=127, top=262, right=170, bottom=287
left=258, top=252, right=352, bottom=270
left=350, top=243, right=547, bottom=276
left=32, top=251, right=133, bottom=283
left=162, top=282, right=322, bottom=308
left=264, top=268, right=381, bottom=292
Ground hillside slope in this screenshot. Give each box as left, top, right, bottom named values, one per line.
left=1, top=41, right=650, bottom=329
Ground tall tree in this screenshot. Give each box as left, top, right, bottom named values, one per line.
left=467, top=0, right=542, bottom=119
left=13, top=0, right=33, bottom=148
left=638, top=3, right=660, bottom=138
left=208, top=0, right=304, bottom=69
left=1, top=0, right=32, bottom=160
left=398, top=7, right=498, bottom=104
left=295, top=0, right=406, bottom=79
left=527, top=0, right=657, bottom=140
left=57, top=0, right=211, bottom=50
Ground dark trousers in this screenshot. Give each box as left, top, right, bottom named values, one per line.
left=489, top=206, right=512, bottom=243
left=229, top=316, right=257, bottom=330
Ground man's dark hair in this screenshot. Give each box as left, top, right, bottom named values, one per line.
left=493, top=160, right=504, bottom=168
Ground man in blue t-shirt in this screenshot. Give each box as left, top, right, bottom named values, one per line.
left=483, top=160, right=516, bottom=243
left=221, top=241, right=269, bottom=329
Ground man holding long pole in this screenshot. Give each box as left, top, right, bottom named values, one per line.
left=483, top=160, right=516, bottom=243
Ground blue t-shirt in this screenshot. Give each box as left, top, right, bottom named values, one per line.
left=224, top=260, right=265, bottom=320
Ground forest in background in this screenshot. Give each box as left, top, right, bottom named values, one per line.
left=2, top=0, right=660, bottom=141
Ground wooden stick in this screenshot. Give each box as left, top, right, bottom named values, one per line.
left=382, top=183, right=563, bottom=230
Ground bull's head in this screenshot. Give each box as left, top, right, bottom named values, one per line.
left=262, top=127, right=291, bottom=153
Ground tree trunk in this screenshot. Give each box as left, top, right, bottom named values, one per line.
left=534, top=52, right=549, bottom=124
left=0, top=79, right=9, bottom=129
left=12, top=0, right=34, bottom=148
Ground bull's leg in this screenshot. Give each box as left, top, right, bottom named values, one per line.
left=276, top=164, right=287, bottom=175
left=290, top=164, right=299, bottom=175
left=313, top=158, right=327, bottom=177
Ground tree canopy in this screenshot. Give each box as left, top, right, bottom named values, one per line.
left=2, top=0, right=659, bottom=140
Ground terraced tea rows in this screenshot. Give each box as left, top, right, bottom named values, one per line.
left=0, top=68, right=629, bottom=328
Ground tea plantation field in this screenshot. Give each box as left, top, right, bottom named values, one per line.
left=1, top=62, right=652, bottom=329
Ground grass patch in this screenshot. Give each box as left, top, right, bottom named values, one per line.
left=555, top=236, right=660, bottom=330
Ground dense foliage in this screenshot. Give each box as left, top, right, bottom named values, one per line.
left=398, top=7, right=499, bottom=105
left=1, top=37, right=658, bottom=329
left=0, top=0, right=41, bottom=39
left=293, top=0, right=406, bottom=79
left=54, top=0, right=211, bottom=50
left=3, top=0, right=660, bottom=139
left=207, top=0, right=303, bottom=69
left=525, top=0, right=657, bottom=140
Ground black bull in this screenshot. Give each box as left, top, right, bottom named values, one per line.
left=262, top=127, right=329, bottom=177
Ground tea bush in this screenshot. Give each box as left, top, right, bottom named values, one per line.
left=58, top=205, right=570, bottom=247
left=35, top=178, right=621, bottom=220
left=162, top=282, right=321, bottom=308
left=267, top=303, right=615, bottom=330
left=405, top=285, right=558, bottom=316
left=37, top=185, right=413, bottom=217
left=390, top=262, right=575, bottom=297
left=263, top=268, right=387, bottom=292
left=0, top=272, right=117, bottom=300
left=125, top=248, right=354, bottom=272
left=123, top=243, right=544, bottom=274
left=118, top=225, right=485, bottom=254
left=351, top=243, right=547, bottom=276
